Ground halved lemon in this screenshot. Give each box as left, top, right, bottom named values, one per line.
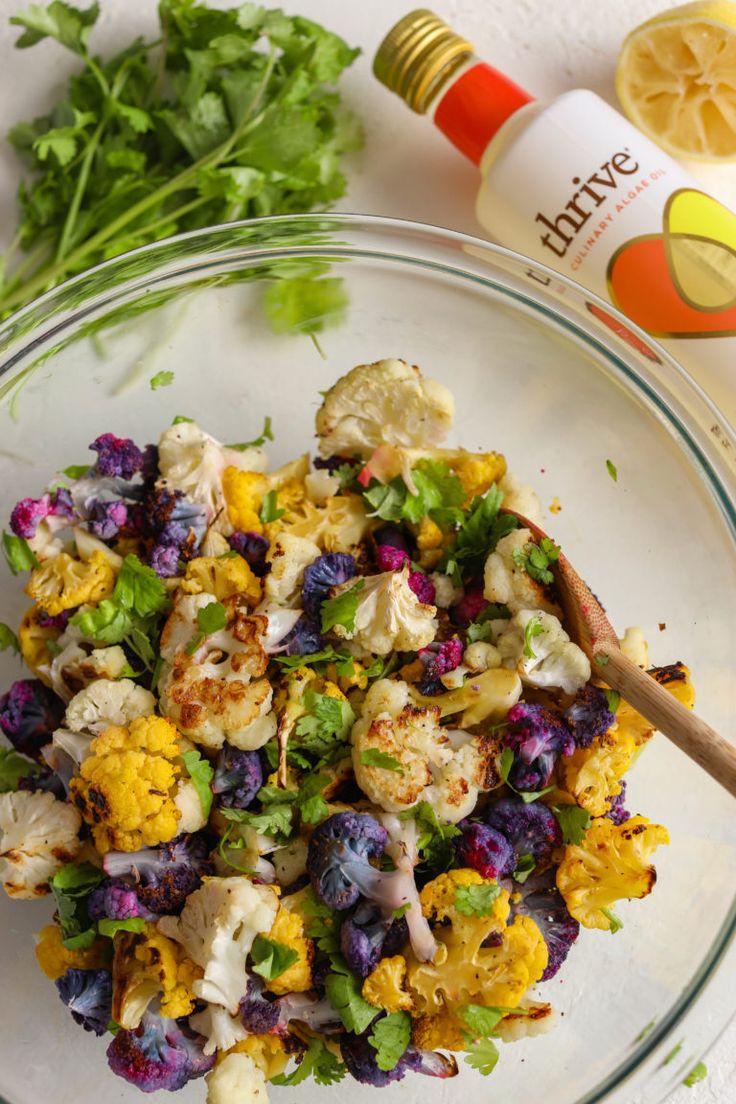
left=616, top=1, right=736, bottom=161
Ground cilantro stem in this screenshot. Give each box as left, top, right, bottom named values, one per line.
left=122, top=196, right=212, bottom=244
left=54, top=118, right=107, bottom=263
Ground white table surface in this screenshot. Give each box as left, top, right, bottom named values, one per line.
left=0, top=0, right=733, bottom=1100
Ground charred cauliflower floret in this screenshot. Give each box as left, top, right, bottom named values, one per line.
left=483, top=530, right=559, bottom=615
left=264, top=532, right=320, bottom=607
left=332, top=567, right=437, bottom=656
left=562, top=728, right=637, bottom=817
left=159, top=592, right=276, bottom=752
left=494, top=609, right=591, bottom=695
left=0, top=791, right=81, bottom=898
left=352, top=680, right=500, bottom=821
left=556, top=815, right=669, bottom=930
left=181, top=555, right=262, bottom=606
left=315, top=359, right=454, bottom=458
left=276, top=493, right=369, bottom=553
left=26, top=550, right=115, bottom=616
left=113, top=922, right=202, bottom=1029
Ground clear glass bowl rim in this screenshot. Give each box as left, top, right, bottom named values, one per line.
left=0, top=211, right=733, bottom=1104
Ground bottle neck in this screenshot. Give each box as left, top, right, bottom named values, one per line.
left=431, top=59, right=534, bottom=165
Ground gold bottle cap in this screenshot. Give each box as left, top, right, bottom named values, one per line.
left=373, top=9, right=474, bottom=114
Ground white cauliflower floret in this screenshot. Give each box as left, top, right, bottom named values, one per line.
left=620, top=626, right=648, bottom=669
left=495, top=609, right=591, bottom=694
left=64, top=679, right=156, bottom=734
left=271, top=837, right=308, bottom=888
left=0, top=791, right=81, bottom=898
left=483, top=529, right=560, bottom=615
left=174, top=779, right=208, bottom=834
left=159, top=592, right=276, bottom=752
left=333, top=566, right=437, bottom=656
left=73, top=527, right=123, bottom=569
left=430, top=572, right=462, bottom=609
left=499, top=472, right=544, bottom=526
left=315, top=359, right=454, bottom=458
left=190, top=1003, right=249, bottom=1056
left=205, top=1052, right=268, bottom=1104
left=158, top=420, right=267, bottom=530
left=463, top=641, right=502, bottom=671
left=494, top=1002, right=556, bottom=1042
left=28, top=515, right=69, bottom=562
left=304, top=469, right=340, bottom=504
left=38, top=618, right=128, bottom=702
left=263, top=533, right=320, bottom=607
left=158, top=876, right=278, bottom=1012
left=352, top=680, right=499, bottom=821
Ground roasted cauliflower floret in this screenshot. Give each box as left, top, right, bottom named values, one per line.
left=483, top=530, right=559, bottom=615
left=316, top=359, right=454, bottom=458
left=69, top=715, right=181, bottom=853
left=158, top=876, right=278, bottom=1013
left=276, top=493, right=369, bottom=553
left=159, top=592, right=276, bottom=752
left=494, top=1001, right=556, bottom=1042
left=263, top=533, right=320, bottom=607
left=494, top=609, right=591, bottom=694
left=64, top=679, right=156, bottom=735
left=112, top=923, right=202, bottom=1029
left=333, top=566, right=437, bottom=655
left=205, top=1052, right=268, bottom=1104
left=362, top=954, right=414, bottom=1013
left=35, top=923, right=110, bottom=980
left=556, top=815, right=669, bottom=930
left=0, top=791, right=81, bottom=898
left=562, top=728, right=637, bottom=817
left=158, top=420, right=266, bottom=530
left=222, top=468, right=268, bottom=534
left=352, top=680, right=500, bottom=821
left=411, top=1004, right=465, bottom=1051
left=26, top=550, right=115, bottom=616
left=263, top=904, right=314, bottom=996
left=498, top=472, right=544, bottom=526
left=181, top=555, right=262, bottom=606
left=225, top=1036, right=289, bottom=1080
left=614, top=662, right=695, bottom=748
left=411, top=666, right=522, bottom=727
left=18, top=604, right=60, bottom=680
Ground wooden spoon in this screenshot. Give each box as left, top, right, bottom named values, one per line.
left=504, top=511, right=736, bottom=798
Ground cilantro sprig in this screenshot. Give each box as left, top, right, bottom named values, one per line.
left=321, top=579, right=364, bottom=634
left=368, top=1012, right=412, bottom=1071
left=399, top=801, right=462, bottom=875
left=442, top=485, right=518, bottom=582
left=553, top=803, right=592, bottom=845
left=271, top=1037, right=346, bottom=1087
left=0, top=747, right=39, bottom=792
left=250, top=935, right=299, bottom=981
left=185, top=600, right=227, bottom=656
left=454, top=883, right=501, bottom=916
left=363, top=460, right=465, bottom=526
left=511, top=536, right=560, bottom=586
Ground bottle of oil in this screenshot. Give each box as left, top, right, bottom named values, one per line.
left=374, top=9, right=736, bottom=420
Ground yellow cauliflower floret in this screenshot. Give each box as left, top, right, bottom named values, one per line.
left=557, top=815, right=670, bottom=930
left=69, top=715, right=181, bottom=853
left=224, top=1036, right=289, bottom=1079
left=182, top=555, right=262, bottom=605
left=451, top=451, right=507, bottom=501
left=264, top=906, right=314, bottom=996
left=416, top=517, right=444, bottom=552
left=277, top=492, right=369, bottom=552
left=406, top=914, right=547, bottom=1014
left=222, top=467, right=267, bottom=532
left=18, top=605, right=59, bottom=681
left=562, top=728, right=636, bottom=817
left=26, top=550, right=115, bottom=616
left=35, top=923, right=110, bottom=980
left=264, top=478, right=306, bottom=541
left=112, top=923, right=202, bottom=1028
left=615, top=663, right=695, bottom=748
left=362, top=955, right=414, bottom=1013
left=412, top=1004, right=466, bottom=1051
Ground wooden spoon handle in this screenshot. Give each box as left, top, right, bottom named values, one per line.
left=600, top=648, right=736, bottom=798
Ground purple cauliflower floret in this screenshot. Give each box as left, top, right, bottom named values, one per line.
left=90, top=433, right=144, bottom=480
left=52, top=486, right=75, bottom=518
left=102, top=834, right=213, bottom=914
left=308, top=812, right=388, bottom=910
left=88, top=500, right=128, bottom=540
left=229, top=531, right=270, bottom=576
left=456, top=821, right=515, bottom=879
left=511, top=867, right=579, bottom=980
left=450, top=582, right=488, bottom=626
left=55, top=968, right=112, bottom=1036
left=36, top=610, right=70, bottom=630
left=149, top=542, right=182, bottom=578
left=417, top=637, right=464, bottom=695
left=564, top=685, right=615, bottom=748
left=503, top=702, right=575, bottom=790
left=313, top=454, right=351, bottom=473
left=374, top=526, right=410, bottom=553
left=107, top=1010, right=214, bottom=1093
left=302, top=553, right=357, bottom=619
left=17, top=762, right=66, bottom=799
left=87, top=878, right=157, bottom=922
left=0, top=679, right=65, bottom=761
left=341, top=1034, right=457, bottom=1086
left=282, top=615, right=324, bottom=657
left=10, top=487, right=75, bottom=540
left=275, top=992, right=343, bottom=1034
left=340, top=902, right=409, bottom=979
left=485, top=797, right=562, bottom=866
left=212, top=745, right=262, bottom=810
left=605, top=781, right=630, bottom=825
left=375, top=545, right=409, bottom=572
left=408, top=570, right=436, bottom=605
left=239, top=978, right=282, bottom=1034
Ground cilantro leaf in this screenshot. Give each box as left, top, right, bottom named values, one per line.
left=49, top=861, right=104, bottom=949
left=219, top=803, right=294, bottom=842
left=325, top=957, right=377, bottom=1033
left=271, top=1037, right=347, bottom=1087
left=250, top=935, right=299, bottom=981
left=320, top=579, right=364, bottom=634
left=115, top=555, right=169, bottom=618
left=296, top=691, right=355, bottom=743
left=363, top=461, right=464, bottom=526
left=443, top=486, right=517, bottom=579
left=0, top=747, right=39, bottom=792
left=523, top=614, right=544, bottom=659
left=276, top=645, right=355, bottom=674
left=62, top=464, right=90, bottom=479
left=260, top=489, right=284, bottom=524
left=0, top=623, right=20, bottom=654
left=512, top=537, right=560, bottom=586
left=301, top=887, right=342, bottom=955
left=399, top=801, right=461, bottom=875
left=265, top=277, right=348, bottom=336
left=150, top=370, right=174, bottom=390
left=463, top=1035, right=500, bottom=1076
left=454, top=883, right=501, bottom=917
left=172, top=415, right=193, bottom=425
left=2, top=531, right=39, bottom=575
left=683, top=1061, right=707, bottom=1087
left=604, top=689, right=620, bottom=712
left=11, top=1, right=100, bottom=53
left=98, top=917, right=146, bottom=938
left=467, top=603, right=511, bottom=642
left=360, top=748, right=404, bottom=773
left=181, top=749, right=214, bottom=819
left=72, top=598, right=133, bottom=644
left=606, top=459, right=618, bottom=482
left=368, top=1012, right=411, bottom=1071
left=228, top=416, right=274, bottom=450
left=459, top=1004, right=505, bottom=1037
left=553, top=804, right=592, bottom=845
left=601, top=906, right=624, bottom=933
left=363, top=479, right=406, bottom=521
left=513, top=853, right=536, bottom=884
left=498, top=746, right=514, bottom=784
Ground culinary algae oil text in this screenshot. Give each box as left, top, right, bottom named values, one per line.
left=374, top=9, right=736, bottom=421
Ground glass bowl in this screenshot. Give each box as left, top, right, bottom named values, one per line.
left=0, top=214, right=733, bottom=1104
